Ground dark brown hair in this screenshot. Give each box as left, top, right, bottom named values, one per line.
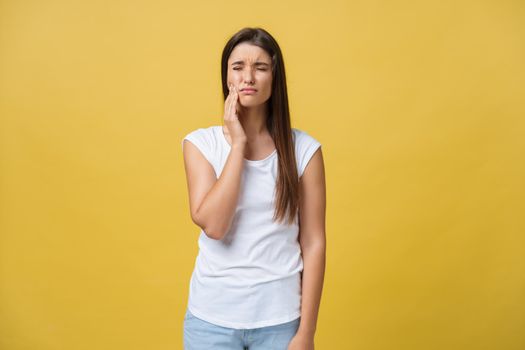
left=221, top=27, right=299, bottom=225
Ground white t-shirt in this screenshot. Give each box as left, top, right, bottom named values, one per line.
left=181, top=125, right=322, bottom=329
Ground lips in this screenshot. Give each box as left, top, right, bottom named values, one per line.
left=241, top=88, right=257, bottom=92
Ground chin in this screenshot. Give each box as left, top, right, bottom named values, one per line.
left=239, top=100, right=264, bottom=108
left=239, top=95, right=270, bottom=108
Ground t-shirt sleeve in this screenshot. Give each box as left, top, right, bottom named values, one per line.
left=181, top=128, right=216, bottom=170
left=294, top=129, right=322, bottom=178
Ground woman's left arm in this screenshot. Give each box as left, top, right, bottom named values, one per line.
left=289, top=147, right=326, bottom=349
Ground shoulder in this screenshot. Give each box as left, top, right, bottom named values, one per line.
left=181, top=125, right=223, bottom=169
left=181, top=125, right=221, bottom=149
left=291, top=127, right=322, bottom=178
left=292, top=127, right=321, bottom=145
left=182, top=125, right=219, bottom=141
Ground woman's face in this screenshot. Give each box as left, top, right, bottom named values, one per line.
left=227, top=43, right=273, bottom=108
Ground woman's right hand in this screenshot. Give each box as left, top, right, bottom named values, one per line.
left=223, top=84, right=247, bottom=146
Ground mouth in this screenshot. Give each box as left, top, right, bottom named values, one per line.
left=241, top=88, right=257, bottom=94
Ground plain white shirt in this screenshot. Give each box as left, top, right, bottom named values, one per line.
left=181, top=125, right=321, bottom=329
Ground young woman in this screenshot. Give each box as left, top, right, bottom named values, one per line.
left=181, top=27, right=326, bottom=350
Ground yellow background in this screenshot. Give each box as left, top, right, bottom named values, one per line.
left=1, top=0, right=524, bottom=349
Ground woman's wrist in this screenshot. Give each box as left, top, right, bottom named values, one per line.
left=297, top=325, right=316, bottom=338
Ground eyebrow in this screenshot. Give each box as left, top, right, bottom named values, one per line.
left=231, top=61, right=270, bottom=67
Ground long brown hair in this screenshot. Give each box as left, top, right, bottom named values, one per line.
left=221, top=27, right=299, bottom=226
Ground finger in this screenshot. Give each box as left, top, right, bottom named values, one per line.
left=224, top=98, right=230, bottom=120
left=227, top=88, right=235, bottom=118
left=232, top=87, right=238, bottom=116
left=225, top=85, right=232, bottom=105
left=224, top=94, right=230, bottom=108
left=226, top=86, right=234, bottom=115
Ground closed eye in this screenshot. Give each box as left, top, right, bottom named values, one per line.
left=233, top=67, right=267, bottom=71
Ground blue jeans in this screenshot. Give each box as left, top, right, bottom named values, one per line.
left=183, top=308, right=301, bottom=350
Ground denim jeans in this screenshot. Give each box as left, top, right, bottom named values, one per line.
left=183, top=308, right=301, bottom=350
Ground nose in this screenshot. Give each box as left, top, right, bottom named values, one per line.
left=242, top=68, right=255, bottom=84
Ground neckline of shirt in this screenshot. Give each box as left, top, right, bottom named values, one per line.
left=216, top=126, right=277, bottom=164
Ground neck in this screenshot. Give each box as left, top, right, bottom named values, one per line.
left=237, top=103, right=269, bottom=138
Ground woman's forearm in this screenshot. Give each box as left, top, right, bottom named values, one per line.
left=297, top=240, right=326, bottom=336
left=194, top=143, right=246, bottom=240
